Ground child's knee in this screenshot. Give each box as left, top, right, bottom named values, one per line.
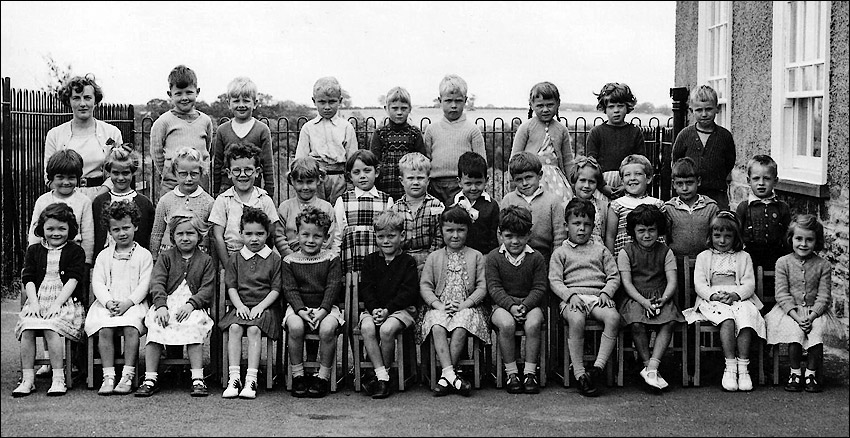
left=228, top=324, right=243, bottom=336
left=493, top=315, right=516, bottom=333
left=360, top=319, right=377, bottom=337
left=246, top=326, right=262, bottom=339
left=378, top=321, right=400, bottom=340
left=630, top=322, right=647, bottom=334
left=287, top=318, right=305, bottom=337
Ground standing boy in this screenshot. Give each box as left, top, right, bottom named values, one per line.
left=453, top=151, right=499, bottom=256
left=671, top=85, right=736, bottom=210
left=151, top=65, right=214, bottom=200
left=423, top=74, right=486, bottom=206
left=295, top=76, right=359, bottom=206
left=390, top=152, right=444, bottom=270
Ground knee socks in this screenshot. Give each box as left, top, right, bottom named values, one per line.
left=568, top=337, right=585, bottom=379
left=593, top=333, right=617, bottom=369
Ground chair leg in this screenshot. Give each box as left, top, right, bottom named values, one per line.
left=562, top=327, right=570, bottom=388
left=616, top=332, right=625, bottom=387
left=539, top=327, right=547, bottom=387
left=396, top=332, right=405, bottom=392
left=353, top=335, right=362, bottom=392
left=473, top=338, right=481, bottom=389
left=266, top=338, right=274, bottom=390
left=495, top=331, right=503, bottom=389
left=773, top=344, right=780, bottom=386
left=429, top=337, right=437, bottom=391
left=694, top=325, right=701, bottom=387
left=87, top=335, right=95, bottom=389
left=65, top=339, right=73, bottom=390
left=681, top=327, right=690, bottom=387
left=757, top=340, right=766, bottom=386
left=221, top=331, right=229, bottom=388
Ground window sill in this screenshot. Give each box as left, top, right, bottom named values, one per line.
left=775, top=180, right=830, bottom=199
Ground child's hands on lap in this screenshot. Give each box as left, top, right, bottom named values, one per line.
left=567, top=295, right=586, bottom=313
left=236, top=304, right=251, bottom=320
left=510, top=304, right=526, bottom=323
left=445, top=300, right=459, bottom=316
left=175, top=303, right=194, bottom=323
left=249, top=305, right=265, bottom=320
left=106, top=299, right=120, bottom=316
left=154, top=307, right=170, bottom=327
left=113, top=299, right=133, bottom=316
left=373, top=308, right=388, bottom=325
left=310, top=308, right=328, bottom=328
left=598, top=293, right=615, bottom=308
left=44, top=302, right=63, bottom=318
left=432, top=301, right=447, bottom=313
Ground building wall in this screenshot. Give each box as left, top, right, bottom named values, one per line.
left=675, top=1, right=849, bottom=348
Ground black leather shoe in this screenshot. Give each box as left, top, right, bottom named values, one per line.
left=804, top=374, right=822, bottom=393
left=372, top=380, right=391, bottom=399
left=523, top=373, right=540, bottom=394
left=291, top=375, right=309, bottom=398
left=433, top=376, right=453, bottom=397
left=190, top=378, right=209, bottom=397
left=577, top=373, right=598, bottom=397
left=506, top=373, right=523, bottom=394
left=135, top=379, right=159, bottom=397
left=307, top=377, right=331, bottom=398
left=589, top=366, right=604, bottom=383
left=784, top=374, right=803, bottom=392
left=457, top=376, right=472, bottom=397
left=362, top=375, right=377, bottom=395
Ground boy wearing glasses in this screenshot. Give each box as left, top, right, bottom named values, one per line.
left=210, top=142, right=287, bottom=264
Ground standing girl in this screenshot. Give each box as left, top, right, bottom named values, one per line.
left=136, top=211, right=216, bottom=398
left=765, top=214, right=841, bottom=393
left=605, top=154, right=664, bottom=258
left=617, top=204, right=684, bottom=390
left=13, top=203, right=86, bottom=397
left=511, top=81, right=574, bottom=202
left=333, top=150, right=394, bottom=274
left=683, top=211, right=765, bottom=392
left=420, top=205, right=490, bottom=396
left=85, top=201, right=153, bottom=395
left=569, top=155, right=608, bottom=244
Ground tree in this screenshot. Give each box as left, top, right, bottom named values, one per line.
left=340, top=88, right=352, bottom=108
left=377, top=95, right=385, bottom=107
left=41, top=54, right=72, bottom=96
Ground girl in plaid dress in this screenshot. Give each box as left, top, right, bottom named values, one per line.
left=605, top=154, right=663, bottom=258
left=333, top=150, right=394, bottom=274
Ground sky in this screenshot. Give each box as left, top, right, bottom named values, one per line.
left=0, top=1, right=676, bottom=108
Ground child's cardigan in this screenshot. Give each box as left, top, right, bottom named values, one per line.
left=419, top=247, right=487, bottom=307
left=692, top=249, right=762, bottom=310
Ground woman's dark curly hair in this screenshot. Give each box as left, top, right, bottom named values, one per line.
left=295, top=205, right=332, bottom=234
left=34, top=202, right=78, bottom=241
left=58, top=74, right=103, bottom=107
left=102, top=200, right=141, bottom=230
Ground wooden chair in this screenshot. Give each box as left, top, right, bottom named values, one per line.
left=757, top=266, right=781, bottom=385
left=20, top=289, right=74, bottom=389
left=347, top=272, right=417, bottom=392
left=684, top=256, right=723, bottom=387
left=492, top=316, right=547, bottom=388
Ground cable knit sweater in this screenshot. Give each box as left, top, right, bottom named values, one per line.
left=548, top=240, right=620, bottom=302
left=281, top=250, right=343, bottom=312
left=423, top=114, right=486, bottom=179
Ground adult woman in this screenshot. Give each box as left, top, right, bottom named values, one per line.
left=44, top=74, right=123, bottom=200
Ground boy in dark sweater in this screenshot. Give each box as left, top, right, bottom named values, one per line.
left=486, top=205, right=548, bottom=394
left=452, top=151, right=499, bottom=256
left=358, top=210, right=420, bottom=399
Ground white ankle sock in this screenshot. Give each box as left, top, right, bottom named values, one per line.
left=121, top=365, right=135, bottom=378
left=789, top=368, right=802, bottom=376
left=736, top=358, right=750, bottom=373
left=317, top=365, right=331, bottom=381
left=805, top=368, right=816, bottom=377
left=145, top=371, right=158, bottom=381
left=190, top=368, right=204, bottom=380
left=440, top=366, right=457, bottom=384
left=291, top=363, right=304, bottom=378
left=504, top=361, right=518, bottom=376
left=103, top=366, right=116, bottom=378
left=21, top=369, right=35, bottom=382
left=524, top=362, right=537, bottom=376
left=724, top=358, right=737, bottom=371
left=52, top=368, right=65, bottom=382
left=648, top=358, right=661, bottom=372
left=246, top=368, right=258, bottom=383
left=375, top=366, right=390, bottom=382
left=228, top=366, right=241, bottom=381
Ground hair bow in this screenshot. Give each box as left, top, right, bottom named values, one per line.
left=455, top=198, right=479, bottom=222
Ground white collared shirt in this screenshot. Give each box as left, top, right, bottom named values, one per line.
left=499, top=243, right=535, bottom=266
left=748, top=192, right=777, bottom=204
left=452, top=190, right=491, bottom=205
left=172, top=186, right=205, bottom=198
left=240, top=245, right=272, bottom=260
left=519, top=186, right=544, bottom=204
left=294, top=113, right=359, bottom=165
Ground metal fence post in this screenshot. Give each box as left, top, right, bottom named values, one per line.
left=666, top=87, right=690, bottom=200
left=1, top=77, right=14, bottom=285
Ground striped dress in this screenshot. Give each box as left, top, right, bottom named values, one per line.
left=339, top=189, right=392, bottom=274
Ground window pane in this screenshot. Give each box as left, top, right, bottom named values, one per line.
left=813, top=97, right=822, bottom=157
left=788, top=2, right=798, bottom=62
left=803, top=65, right=814, bottom=91
left=796, top=98, right=810, bottom=157
left=816, top=64, right=824, bottom=90
left=787, top=68, right=797, bottom=92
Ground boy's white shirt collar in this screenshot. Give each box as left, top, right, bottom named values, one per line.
left=354, top=186, right=381, bottom=198
left=453, top=191, right=491, bottom=204
left=311, top=113, right=344, bottom=125
left=240, top=245, right=272, bottom=260
left=748, top=192, right=777, bottom=204
left=172, top=186, right=205, bottom=198
left=498, top=243, right=535, bottom=266
left=222, top=186, right=267, bottom=200
left=517, top=186, right=544, bottom=203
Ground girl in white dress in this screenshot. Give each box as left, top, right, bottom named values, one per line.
left=136, top=210, right=215, bottom=397
left=13, top=203, right=86, bottom=397
left=85, top=201, right=152, bottom=395
left=683, top=211, right=765, bottom=392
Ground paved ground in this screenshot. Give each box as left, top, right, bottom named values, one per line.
left=1, top=298, right=848, bottom=437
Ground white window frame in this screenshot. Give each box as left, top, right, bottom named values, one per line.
left=697, top=1, right=732, bottom=128
left=771, top=1, right=830, bottom=185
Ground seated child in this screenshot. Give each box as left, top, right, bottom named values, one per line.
left=277, top=156, right=339, bottom=257
left=420, top=205, right=490, bottom=397
left=765, top=214, right=841, bottom=393
left=218, top=207, right=283, bottom=399
left=282, top=206, right=344, bottom=399
left=605, top=154, right=664, bottom=259
left=453, top=151, right=499, bottom=256
left=617, top=204, right=684, bottom=390
left=370, top=86, right=426, bottom=201
left=390, top=152, right=445, bottom=270
left=358, top=210, right=420, bottom=399
left=85, top=201, right=153, bottom=395
left=682, top=211, right=765, bottom=392
left=549, top=198, right=621, bottom=397
left=136, top=211, right=216, bottom=398
left=13, top=203, right=86, bottom=397
left=486, top=205, right=547, bottom=394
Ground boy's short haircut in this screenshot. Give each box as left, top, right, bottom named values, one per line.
left=398, top=152, right=431, bottom=177
left=707, top=210, right=744, bottom=251
left=440, top=205, right=473, bottom=227
left=227, top=76, right=257, bottom=100
left=594, top=82, right=637, bottom=113
left=619, top=154, right=654, bottom=179
left=313, top=76, right=342, bottom=98
left=47, top=149, right=84, bottom=180
left=746, top=154, right=778, bottom=178
left=499, top=205, right=533, bottom=235
left=295, top=204, right=332, bottom=234
left=104, top=199, right=141, bottom=229
left=786, top=213, right=825, bottom=252
left=385, top=86, right=412, bottom=107
left=688, top=84, right=719, bottom=107
left=625, top=204, right=668, bottom=239
left=167, top=208, right=209, bottom=245
left=104, top=143, right=141, bottom=173
left=671, top=157, right=699, bottom=179
left=373, top=210, right=405, bottom=233
left=171, top=146, right=206, bottom=175
left=240, top=205, right=271, bottom=233
left=457, top=151, right=487, bottom=179
left=35, top=202, right=79, bottom=241
left=564, top=198, right=596, bottom=222
left=59, top=74, right=103, bottom=106
left=508, top=151, right=543, bottom=176
left=569, top=155, right=604, bottom=186
left=168, top=64, right=198, bottom=89
left=345, top=149, right=380, bottom=174
left=439, top=74, right=468, bottom=97
left=287, top=156, right=325, bottom=184
left=224, top=142, right=262, bottom=168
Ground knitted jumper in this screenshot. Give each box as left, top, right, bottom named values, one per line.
left=500, top=189, right=567, bottom=261
left=511, top=117, right=574, bottom=176
left=549, top=240, right=620, bottom=302
left=671, top=124, right=736, bottom=192
left=359, top=251, right=420, bottom=313
left=281, top=250, right=343, bottom=312
left=150, top=110, right=213, bottom=179
left=485, top=248, right=548, bottom=310
left=370, top=121, right=426, bottom=201
left=774, top=253, right=832, bottom=318
left=149, top=188, right=214, bottom=259
left=148, top=247, right=216, bottom=310
left=423, top=114, right=486, bottom=179
left=586, top=122, right=646, bottom=173
left=211, top=119, right=275, bottom=195
left=663, top=195, right=719, bottom=260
